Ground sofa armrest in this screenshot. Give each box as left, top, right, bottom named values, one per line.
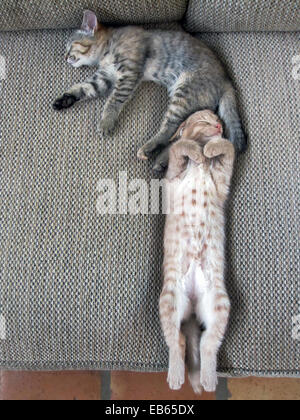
left=184, top=0, right=300, bottom=32
left=0, top=0, right=188, bottom=32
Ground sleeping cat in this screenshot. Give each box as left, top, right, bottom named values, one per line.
left=160, top=110, right=235, bottom=393
left=53, top=10, right=246, bottom=168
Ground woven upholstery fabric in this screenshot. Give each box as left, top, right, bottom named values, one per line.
left=185, top=0, right=300, bottom=32
left=0, top=27, right=299, bottom=376
left=196, top=31, right=300, bottom=377
left=0, top=0, right=188, bottom=31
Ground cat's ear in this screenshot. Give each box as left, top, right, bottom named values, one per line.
left=170, top=121, right=187, bottom=141
left=81, top=10, right=99, bottom=35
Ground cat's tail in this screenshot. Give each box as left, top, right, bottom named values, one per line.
left=181, top=315, right=203, bottom=395
left=218, top=82, right=247, bottom=153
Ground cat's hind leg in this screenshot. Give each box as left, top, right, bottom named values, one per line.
left=198, top=291, right=230, bottom=392
left=160, top=272, right=191, bottom=390
left=195, top=255, right=230, bottom=392
left=218, top=82, right=247, bottom=153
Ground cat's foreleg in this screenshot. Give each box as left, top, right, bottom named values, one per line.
left=204, top=138, right=235, bottom=200
left=53, top=74, right=112, bottom=110
left=166, top=140, right=204, bottom=181
left=98, top=71, right=143, bottom=136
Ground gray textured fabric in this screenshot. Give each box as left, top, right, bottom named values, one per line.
left=0, top=0, right=188, bottom=31
left=185, top=0, right=300, bottom=32
left=196, top=31, right=300, bottom=377
left=0, top=27, right=299, bottom=376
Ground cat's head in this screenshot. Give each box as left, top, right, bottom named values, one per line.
left=172, top=110, right=223, bottom=144
left=65, top=11, right=106, bottom=68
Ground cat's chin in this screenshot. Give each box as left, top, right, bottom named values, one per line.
left=205, top=134, right=223, bottom=142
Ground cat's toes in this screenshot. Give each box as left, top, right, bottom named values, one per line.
left=137, top=144, right=156, bottom=161
left=98, top=117, right=117, bottom=136
left=137, top=141, right=159, bottom=161
left=153, top=148, right=170, bottom=172
left=200, top=369, right=218, bottom=393
left=192, top=151, right=205, bottom=164
left=167, top=366, right=185, bottom=391
left=203, top=144, right=219, bottom=159
left=152, top=164, right=166, bottom=173
left=153, top=160, right=168, bottom=173
left=53, top=94, right=77, bottom=110
left=137, top=147, right=149, bottom=161
left=188, top=372, right=203, bottom=395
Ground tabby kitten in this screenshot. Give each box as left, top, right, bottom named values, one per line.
left=53, top=11, right=246, bottom=168
left=160, top=110, right=235, bottom=393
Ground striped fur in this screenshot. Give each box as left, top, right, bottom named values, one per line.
left=53, top=11, right=246, bottom=166
left=160, top=111, right=235, bottom=393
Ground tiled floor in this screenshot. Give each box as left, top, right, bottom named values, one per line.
left=228, top=377, right=300, bottom=401
left=0, top=371, right=101, bottom=401
left=111, top=372, right=215, bottom=400
left=0, top=371, right=299, bottom=400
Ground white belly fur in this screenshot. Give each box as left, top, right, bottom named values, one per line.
left=182, top=260, right=210, bottom=302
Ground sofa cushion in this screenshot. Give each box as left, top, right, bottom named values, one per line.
left=0, top=27, right=299, bottom=377
left=185, top=0, right=300, bottom=32
left=0, top=0, right=188, bottom=31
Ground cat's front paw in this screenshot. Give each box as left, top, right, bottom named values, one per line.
left=137, top=147, right=149, bottom=161
left=53, top=94, right=78, bottom=111
left=98, top=117, right=117, bottom=136
left=152, top=150, right=169, bottom=172
left=203, top=142, right=222, bottom=159
left=190, top=149, right=205, bottom=164
left=137, top=141, right=157, bottom=161
left=153, top=160, right=168, bottom=173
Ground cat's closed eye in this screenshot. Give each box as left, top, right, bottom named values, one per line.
left=73, top=43, right=91, bottom=54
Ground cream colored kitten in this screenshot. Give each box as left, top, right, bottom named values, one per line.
left=160, top=110, right=235, bottom=394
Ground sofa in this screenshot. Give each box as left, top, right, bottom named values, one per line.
left=0, top=0, right=299, bottom=377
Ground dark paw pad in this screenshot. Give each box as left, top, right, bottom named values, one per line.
left=53, top=94, right=77, bottom=111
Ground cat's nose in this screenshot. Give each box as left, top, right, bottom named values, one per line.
left=216, top=123, right=222, bottom=132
